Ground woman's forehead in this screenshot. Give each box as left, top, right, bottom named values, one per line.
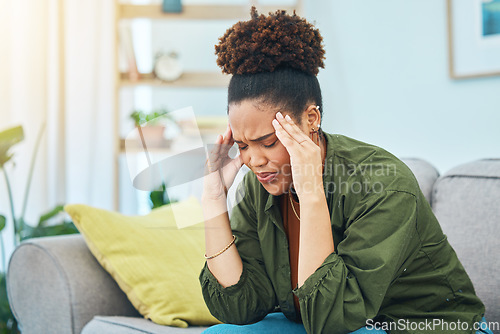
left=228, top=99, right=279, bottom=114
left=229, top=101, right=275, bottom=123
left=230, top=120, right=276, bottom=142
left=229, top=108, right=274, bottom=141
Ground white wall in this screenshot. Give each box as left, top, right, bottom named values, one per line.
left=306, top=0, right=500, bottom=174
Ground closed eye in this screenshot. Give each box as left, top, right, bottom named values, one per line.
left=238, top=140, right=277, bottom=150
left=264, top=140, right=278, bottom=148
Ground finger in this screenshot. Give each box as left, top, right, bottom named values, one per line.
left=226, top=125, right=235, bottom=146
left=275, top=112, right=311, bottom=145
left=222, top=125, right=231, bottom=142
left=221, top=154, right=243, bottom=184
left=272, top=119, right=296, bottom=151
left=213, top=134, right=223, bottom=155
left=279, top=112, right=311, bottom=143
left=207, top=134, right=222, bottom=155
left=207, top=134, right=223, bottom=166
left=221, top=125, right=233, bottom=148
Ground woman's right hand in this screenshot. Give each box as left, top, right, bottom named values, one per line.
left=202, top=125, right=244, bottom=287
left=202, top=124, right=243, bottom=201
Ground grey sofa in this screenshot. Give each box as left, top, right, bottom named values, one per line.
left=7, top=158, right=500, bottom=334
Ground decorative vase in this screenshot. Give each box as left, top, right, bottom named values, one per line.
left=162, top=0, right=182, bottom=13
left=137, top=125, right=167, bottom=148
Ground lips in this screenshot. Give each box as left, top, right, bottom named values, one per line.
left=256, top=172, right=278, bottom=183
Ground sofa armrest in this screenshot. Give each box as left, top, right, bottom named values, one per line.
left=7, top=234, right=140, bottom=334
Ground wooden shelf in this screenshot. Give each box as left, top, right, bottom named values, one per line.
left=118, top=4, right=298, bottom=20
left=120, top=137, right=173, bottom=153
left=119, top=72, right=230, bottom=87
left=113, top=0, right=303, bottom=210
left=119, top=135, right=221, bottom=155
left=120, top=139, right=201, bottom=154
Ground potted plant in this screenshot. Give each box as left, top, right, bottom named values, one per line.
left=149, top=182, right=177, bottom=210
left=129, top=108, right=176, bottom=148
left=0, top=125, right=79, bottom=334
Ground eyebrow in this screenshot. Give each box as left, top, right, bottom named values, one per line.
left=234, top=132, right=275, bottom=144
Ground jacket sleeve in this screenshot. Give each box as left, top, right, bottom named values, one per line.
left=293, top=188, right=421, bottom=334
left=199, top=175, right=277, bottom=325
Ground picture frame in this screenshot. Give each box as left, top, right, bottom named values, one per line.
left=447, top=0, right=500, bottom=79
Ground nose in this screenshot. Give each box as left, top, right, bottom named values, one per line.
left=247, top=150, right=268, bottom=168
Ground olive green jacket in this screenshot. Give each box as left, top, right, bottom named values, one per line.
left=199, top=133, right=485, bottom=334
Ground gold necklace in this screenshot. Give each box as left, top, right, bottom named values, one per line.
left=289, top=191, right=300, bottom=220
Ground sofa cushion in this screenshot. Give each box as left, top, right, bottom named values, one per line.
left=400, top=158, right=440, bottom=203
left=81, top=316, right=208, bottom=334
left=432, top=159, right=500, bottom=323
left=64, top=198, right=221, bottom=328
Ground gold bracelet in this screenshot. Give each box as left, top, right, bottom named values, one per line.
left=204, top=235, right=236, bottom=260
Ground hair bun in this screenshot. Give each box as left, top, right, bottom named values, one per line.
left=215, top=6, right=325, bottom=76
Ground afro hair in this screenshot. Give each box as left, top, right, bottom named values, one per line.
left=215, top=7, right=325, bottom=76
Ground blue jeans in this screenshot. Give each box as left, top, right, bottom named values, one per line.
left=202, top=313, right=384, bottom=333
left=202, top=313, right=493, bottom=334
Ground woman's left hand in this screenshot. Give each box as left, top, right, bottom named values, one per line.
left=272, top=112, right=324, bottom=200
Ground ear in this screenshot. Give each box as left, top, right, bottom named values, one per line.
left=305, top=104, right=321, bottom=128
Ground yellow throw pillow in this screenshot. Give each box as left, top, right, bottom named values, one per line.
left=64, top=197, right=221, bottom=328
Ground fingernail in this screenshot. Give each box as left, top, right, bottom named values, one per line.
left=285, top=115, right=292, bottom=122
left=276, top=112, right=283, bottom=119
left=272, top=119, right=279, bottom=126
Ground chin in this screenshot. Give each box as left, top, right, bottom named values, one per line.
left=261, top=178, right=289, bottom=196
left=264, top=186, right=283, bottom=196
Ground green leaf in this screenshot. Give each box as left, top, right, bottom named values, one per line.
left=15, top=217, right=24, bottom=233
left=20, top=222, right=79, bottom=241
left=149, top=183, right=167, bottom=209
left=148, top=183, right=178, bottom=210
left=0, top=273, right=20, bottom=332
left=38, top=205, right=65, bottom=227
left=0, top=126, right=24, bottom=168
left=0, top=216, right=5, bottom=232
left=130, top=108, right=173, bottom=127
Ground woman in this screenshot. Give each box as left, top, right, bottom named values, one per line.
left=199, top=8, right=490, bottom=334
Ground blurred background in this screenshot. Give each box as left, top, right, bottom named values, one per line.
left=1, top=0, right=500, bottom=266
